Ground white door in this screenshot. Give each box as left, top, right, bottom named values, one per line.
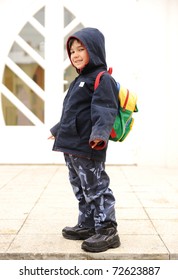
left=0, top=1, right=84, bottom=164
left=0, top=0, right=138, bottom=164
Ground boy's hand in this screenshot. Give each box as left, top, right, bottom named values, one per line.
left=48, top=134, right=55, bottom=140
left=91, top=139, right=104, bottom=149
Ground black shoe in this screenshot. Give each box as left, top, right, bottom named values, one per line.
left=62, top=225, right=95, bottom=240
left=81, top=227, right=121, bottom=252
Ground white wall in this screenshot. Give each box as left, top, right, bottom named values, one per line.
left=64, top=0, right=178, bottom=167
left=166, top=0, right=178, bottom=167
left=0, top=0, right=178, bottom=167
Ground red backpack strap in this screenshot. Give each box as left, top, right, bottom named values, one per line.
left=94, top=71, right=105, bottom=90
left=108, top=67, right=113, bottom=75
left=94, top=68, right=113, bottom=90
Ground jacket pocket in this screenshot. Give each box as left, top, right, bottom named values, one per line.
left=60, top=117, right=78, bottom=137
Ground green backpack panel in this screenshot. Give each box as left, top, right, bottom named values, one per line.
left=94, top=68, right=138, bottom=142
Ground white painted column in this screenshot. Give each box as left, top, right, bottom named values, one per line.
left=166, top=0, right=178, bottom=167
left=45, top=0, right=64, bottom=128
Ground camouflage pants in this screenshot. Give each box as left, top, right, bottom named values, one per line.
left=64, top=154, right=117, bottom=232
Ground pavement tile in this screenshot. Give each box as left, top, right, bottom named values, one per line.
left=6, top=234, right=169, bottom=260
left=131, top=184, right=175, bottom=192
left=0, top=220, right=25, bottom=234
left=145, top=208, right=178, bottom=220
left=119, top=220, right=157, bottom=235
left=5, top=166, right=58, bottom=187
left=116, top=207, right=148, bottom=219
left=7, top=234, right=80, bottom=255
left=0, top=191, right=43, bottom=204
left=120, top=166, right=170, bottom=186
left=0, top=164, right=177, bottom=260
left=109, top=234, right=169, bottom=260
left=151, top=220, right=178, bottom=235
left=0, top=235, right=15, bottom=253
left=36, top=197, right=76, bottom=208
left=134, top=192, right=178, bottom=208
left=115, top=192, right=143, bottom=208
left=0, top=166, right=24, bottom=188
left=153, top=167, right=178, bottom=184
left=159, top=234, right=178, bottom=260
left=18, top=219, right=62, bottom=235
left=28, top=206, right=78, bottom=221
left=0, top=205, right=29, bottom=220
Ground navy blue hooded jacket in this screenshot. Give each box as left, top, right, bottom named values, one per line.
left=50, top=27, right=118, bottom=162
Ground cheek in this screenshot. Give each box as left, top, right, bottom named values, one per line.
left=85, top=53, right=90, bottom=64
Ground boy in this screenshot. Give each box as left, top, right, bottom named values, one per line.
left=49, top=27, right=121, bottom=252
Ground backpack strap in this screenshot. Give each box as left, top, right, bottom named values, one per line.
left=108, top=67, right=113, bottom=75
left=93, top=67, right=119, bottom=140
left=122, top=89, right=129, bottom=111
left=94, top=67, right=113, bottom=90
left=94, top=71, right=105, bottom=90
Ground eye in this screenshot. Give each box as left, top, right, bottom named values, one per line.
left=70, top=50, right=74, bottom=55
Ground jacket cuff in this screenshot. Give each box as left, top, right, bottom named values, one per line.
left=89, top=139, right=107, bottom=150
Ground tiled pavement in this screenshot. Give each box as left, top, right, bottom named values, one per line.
left=0, top=164, right=178, bottom=260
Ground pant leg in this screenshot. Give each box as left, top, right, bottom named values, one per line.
left=64, top=154, right=95, bottom=228
left=67, top=155, right=117, bottom=232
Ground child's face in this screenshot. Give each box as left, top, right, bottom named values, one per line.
left=70, top=40, right=89, bottom=70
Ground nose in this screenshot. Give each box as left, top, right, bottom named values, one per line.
left=73, top=51, right=79, bottom=58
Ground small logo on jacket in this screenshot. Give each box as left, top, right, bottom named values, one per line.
left=79, top=82, right=85, bottom=87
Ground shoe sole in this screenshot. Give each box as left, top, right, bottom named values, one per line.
left=62, top=232, right=83, bottom=240
left=81, top=236, right=121, bottom=252
left=62, top=231, right=95, bottom=240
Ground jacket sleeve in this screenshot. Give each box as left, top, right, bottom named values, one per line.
left=89, top=74, right=118, bottom=150
left=50, top=122, right=60, bottom=137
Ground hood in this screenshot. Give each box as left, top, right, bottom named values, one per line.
left=66, top=27, right=107, bottom=73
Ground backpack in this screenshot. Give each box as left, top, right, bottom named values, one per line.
left=94, top=68, right=138, bottom=142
